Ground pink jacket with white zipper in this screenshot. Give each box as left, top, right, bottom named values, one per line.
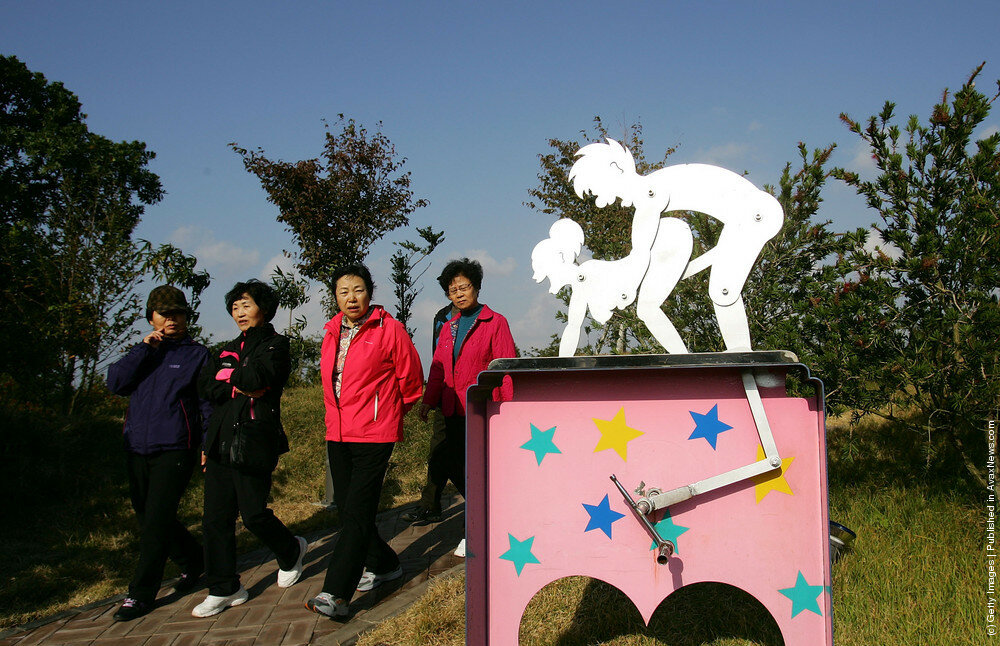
left=321, top=305, right=424, bottom=443
left=423, top=304, right=516, bottom=417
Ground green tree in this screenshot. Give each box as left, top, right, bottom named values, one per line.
left=0, top=55, right=208, bottom=412
left=390, top=225, right=445, bottom=337
left=268, top=266, right=320, bottom=386
left=828, top=63, right=1000, bottom=488
left=231, top=116, right=428, bottom=313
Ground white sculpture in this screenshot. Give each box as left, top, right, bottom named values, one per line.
left=532, top=138, right=784, bottom=356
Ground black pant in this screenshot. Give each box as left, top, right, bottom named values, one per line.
left=418, top=414, right=466, bottom=513
left=202, top=457, right=299, bottom=596
left=322, top=441, right=399, bottom=600
left=126, top=449, right=203, bottom=603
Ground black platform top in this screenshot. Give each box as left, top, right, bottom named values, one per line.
left=486, top=350, right=799, bottom=373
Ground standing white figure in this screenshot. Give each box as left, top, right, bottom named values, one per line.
left=559, top=138, right=784, bottom=354
left=532, top=218, right=693, bottom=356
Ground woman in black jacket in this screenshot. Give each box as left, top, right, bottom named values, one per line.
left=192, top=280, right=307, bottom=618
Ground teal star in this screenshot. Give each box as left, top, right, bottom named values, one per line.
left=687, top=404, right=733, bottom=450
left=648, top=511, right=690, bottom=554
left=778, top=571, right=825, bottom=618
left=499, top=533, right=541, bottom=576
left=520, top=424, right=562, bottom=465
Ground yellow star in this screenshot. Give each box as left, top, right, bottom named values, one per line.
left=592, top=407, right=644, bottom=461
left=751, top=444, right=795, bottom=503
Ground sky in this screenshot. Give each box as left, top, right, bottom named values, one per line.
left=2, top=0, right=998, bottom=368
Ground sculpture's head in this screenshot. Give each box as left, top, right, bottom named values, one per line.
left=570, top=138, right=640, bottom=208
left=531, top=219, right=584, bottom=294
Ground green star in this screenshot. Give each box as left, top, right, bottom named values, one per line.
left=520, top=424, right=562, bottom=465
left=778, top=571, right=825, bottom=618
left=648, top=511, right=690, bottom=554
left=499, top=533, right=541, bottom=576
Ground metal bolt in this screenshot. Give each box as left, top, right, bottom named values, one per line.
left=721, top=288, right=729, bottom=295
left=577, top=274, right=585, bottom=282
left=754, top=213, right=762, bottom=221
left=648, top=189, right=655, bottom=197
left=770, top=457, right=781, bottom=467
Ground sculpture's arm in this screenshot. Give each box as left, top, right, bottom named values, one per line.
left=681, top=246, right=720, bottom=279
left=630, top=205, right=664, bottom=256
left=558, top=291, right=589, bottom=357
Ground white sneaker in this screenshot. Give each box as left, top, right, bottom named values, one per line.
left=306, top=592, right=349, bottom=618
left=356, top=564, right=403, bottom=591
left=454, top=538, right=466, bottom=558
left=191, top=586, right=249, bottom=618
left=277, top=536, right=308, bottom=588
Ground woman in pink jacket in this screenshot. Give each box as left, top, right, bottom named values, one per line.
left=416, top=258, right=516, bottom=556
left=306, top=264, right=423, bottom=619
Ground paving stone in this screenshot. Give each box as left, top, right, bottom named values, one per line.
left=201, top=626, right=260, bottom=642
left=279, top=621, right=314, bottom=646
left=170, top=632, right=208, bottom=646
left=251, top=622, right=287, bottom=645
left=234, top=605, right=272, bottom=628
left=206, top=606, right=248, bottom=630
left=90, top=636, right=150, bottom=646
left=41, top=624, right=107, bottom=642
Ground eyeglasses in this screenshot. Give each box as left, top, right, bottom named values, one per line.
left=448, top=283, right=474, bottom=296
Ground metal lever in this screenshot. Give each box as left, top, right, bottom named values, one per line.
left=611, top=474, right=674, bottom=564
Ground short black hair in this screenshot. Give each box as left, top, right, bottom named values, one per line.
left=225, top=279, right=279, bottom=323
left=438, top=258, right=483, bottom=295
left=331, top=263, right=375, bottom=297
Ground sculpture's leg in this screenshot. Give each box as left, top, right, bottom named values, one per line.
left=636, top=218, right=693, bottom=354
left=714, top=295, right=752, bottom=351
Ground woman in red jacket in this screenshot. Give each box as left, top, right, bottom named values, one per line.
left=415, top=258, right=516, bottom=556
left=306, top=264, right=423, bottom=618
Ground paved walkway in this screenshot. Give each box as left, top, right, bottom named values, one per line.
left=0, top=501, right=465, bottom=646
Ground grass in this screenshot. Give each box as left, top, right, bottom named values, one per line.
left=356, top=415, right=984, bottom=646
left=0, top=384, right=435, bottom=630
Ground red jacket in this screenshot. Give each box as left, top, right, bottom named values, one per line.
left=423, top=304, right=516, bottom=417
left=321, top=306, right=424, bottom=442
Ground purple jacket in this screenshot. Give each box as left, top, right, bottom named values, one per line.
left=107, top=336, right=211, bottom=455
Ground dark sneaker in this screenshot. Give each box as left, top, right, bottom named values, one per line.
left=173, top=568, right=203, bottom=593
left=113, top=597, right=151, bottom=622
left=400, top=507, right=442, bottom=524
left=306, top=592, right=349, bottom=618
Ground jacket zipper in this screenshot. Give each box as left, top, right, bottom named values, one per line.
left=373, top=392, right=378, bottom=422
left=180, top=399, right=193, bottom=448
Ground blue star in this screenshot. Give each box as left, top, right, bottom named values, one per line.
left=499, top=534, right=541, bottom=576
left=648, top=511, right=690, bottom=554
left=687, top=404, right=733, bottom=450
left=582, top=494, right=625, bottom=539
left=520, top=424, right=562, bottom=465
left=778, top=571, right=825, bottom=618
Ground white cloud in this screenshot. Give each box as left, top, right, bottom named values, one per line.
left=463, top=249, right=517, bottom=277
left=511, top=289, right=563, bottom=354
left=257, top=253, right=297, bottom=281
left=976, top=123, right=999, bottom=141
left=848, top=141, right=878, bottom=178
left=169, top=225, right=260, bottom=275
left=698, top=142, right=749, bottom=166
left=863, top=228, right=902, bottom=260
left=747, top=121, right=763, bottom=132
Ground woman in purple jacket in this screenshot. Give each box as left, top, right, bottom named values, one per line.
left=106, top=286, right=211, bottom=621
